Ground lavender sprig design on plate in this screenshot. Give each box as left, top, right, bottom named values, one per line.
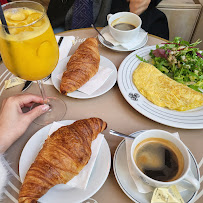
left=129, top=93, right=140, bottom=101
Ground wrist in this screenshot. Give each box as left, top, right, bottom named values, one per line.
left=0, top=125, right=15, bottom=153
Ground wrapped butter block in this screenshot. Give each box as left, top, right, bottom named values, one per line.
left=151, top=185, right=184, bottom=203
left=4, top=77, right=24, bottom=89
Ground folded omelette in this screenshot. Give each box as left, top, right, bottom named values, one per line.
left=132, top=62, right=203, bottom=111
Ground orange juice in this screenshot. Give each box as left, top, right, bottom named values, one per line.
left=0, top=7, right=59, bottom=81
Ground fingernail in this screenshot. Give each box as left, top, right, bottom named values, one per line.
left=42, top=104, right=49, bottom=112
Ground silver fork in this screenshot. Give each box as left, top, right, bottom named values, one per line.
left=91, top=24, right=114, bottom=47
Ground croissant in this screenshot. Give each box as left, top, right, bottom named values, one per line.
left=18, top=118, right=107, bottom=203
left=60, top=37, right=100, bottom=94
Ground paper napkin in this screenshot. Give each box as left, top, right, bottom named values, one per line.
left=125, top=136, right=153, bottom=193
left=55, top=35, right=75, bottom=61
left=125, top=132, right=186, bottom=194
left=48, top=122, right=104, bottom=190
left=77, top=66, right=113, bottom=95
left=44, top=35, right=75, bottom=85
left=57, top=65, right=113, bottom=95
left=103, top=29, right=147, bottom=50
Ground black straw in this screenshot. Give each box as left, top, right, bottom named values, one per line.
left=0, top=3, right=9, bottom=34
left=58, top=36, right=64, bottom=47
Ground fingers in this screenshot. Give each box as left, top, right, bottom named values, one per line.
left=129, top=0, right=151, bottom=15
left=24, top=102, right=35, bottom=108
left=16, top=94, right=44, bottom=107
left=3, top=94, right=44, bottom=105
left=25, top=104, right=50, bottom=124
left=133, top=7, right=143, bottom=15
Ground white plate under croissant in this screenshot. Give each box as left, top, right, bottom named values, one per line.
left=51, top=56, right=117, bottom=99
left=19, top=120, right=111, bottom=203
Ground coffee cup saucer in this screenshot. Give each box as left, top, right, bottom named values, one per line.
left=98, top=26, right=148, bottom=52
left=113, top=130, right=200, bottom=203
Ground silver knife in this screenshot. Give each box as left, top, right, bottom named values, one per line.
left=22, top=80, right=32, bottom=92
left=21, top=36, right=64, bottom=92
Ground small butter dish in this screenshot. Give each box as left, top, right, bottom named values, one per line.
left=151, top=185, right=184, bottom=203
left=4, top=77, right=24, bottom=89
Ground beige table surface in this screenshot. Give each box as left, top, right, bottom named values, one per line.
left=0, top=28, right=202, bottom=203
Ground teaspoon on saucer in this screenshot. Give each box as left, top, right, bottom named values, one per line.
left=109, top=129, right=134, bottom=139
left=91, top=24, right=114, bottom=47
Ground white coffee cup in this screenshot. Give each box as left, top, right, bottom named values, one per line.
left=107, top=12, right=142, bottom=43
left=130, top=129, right=200, bottom=190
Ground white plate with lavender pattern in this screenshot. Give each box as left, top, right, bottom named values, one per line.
left=117, top=45, right=203, bottom=129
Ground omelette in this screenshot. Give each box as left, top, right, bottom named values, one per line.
left=132, top=62, right=203, bottom=111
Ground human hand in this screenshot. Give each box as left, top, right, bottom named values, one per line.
left=127, top=0, right=151, bottom=15
left=0, top=94, right=49, bottom=153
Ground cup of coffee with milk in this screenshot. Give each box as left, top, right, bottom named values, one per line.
left=130, top=130, right=200, bottom=190
left=107, top=12, right=142, bottom=43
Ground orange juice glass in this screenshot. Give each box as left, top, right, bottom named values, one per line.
left=0, top=1, right=66, bottom=125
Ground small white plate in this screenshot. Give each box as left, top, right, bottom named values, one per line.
left=51, top=55, right=117, bottom=99
left=113, top=131, right=200, bottom=203
left=19, top=120, right=111, bottom=203
left=98, top=26, right=148, bottom=52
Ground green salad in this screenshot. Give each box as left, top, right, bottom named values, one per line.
left=137, top=37, right=203, bottom=92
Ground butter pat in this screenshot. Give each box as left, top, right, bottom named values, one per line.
left=4, top=77, right=24, bottom=89
left=151, top=185, right=184, bottom=203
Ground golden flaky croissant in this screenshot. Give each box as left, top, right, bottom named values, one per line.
left=18, top=118, right=107, bottom=203
left=60, top=37, right=100, bottom=94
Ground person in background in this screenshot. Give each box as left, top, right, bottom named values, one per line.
left=0, top=94, right=49, bottom=200
left=47, top=0, right=169, bottom=39
left=111, top=0, right=169, bottom=39
left=47, top=0, right=112, bottom=30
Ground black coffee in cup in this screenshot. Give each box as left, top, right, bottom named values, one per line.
left=133, top=138, right=184, bottom=182
left=113, top=23, right=136, bottom=31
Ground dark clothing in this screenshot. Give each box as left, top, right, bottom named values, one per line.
left=71, top=0, right=93, bottom=29
left=47, top=0, right=112, bottom=30
left=47, top=0, right=169, bottom=40
left=47, top=0, right=75, bottom=29
left=111, top=0, right=169, bottom=40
